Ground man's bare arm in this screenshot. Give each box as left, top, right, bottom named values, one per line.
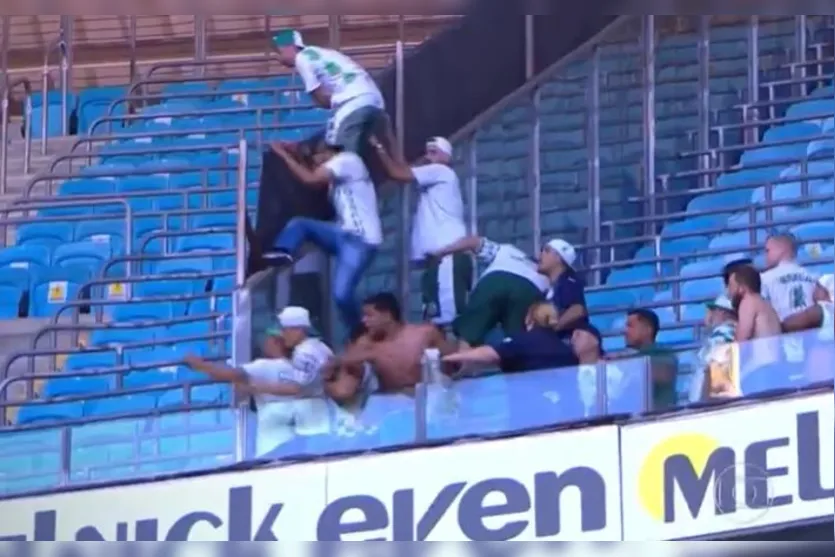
left=813, top=283, right=831, bottom=303
left=370, top=136, right=414, bottom=183
left=553, top=304, right=587, bottom=332
left=432, top=236, right=482, bottom=259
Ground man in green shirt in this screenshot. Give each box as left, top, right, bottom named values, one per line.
left=624, top=308, right=679, bottom=410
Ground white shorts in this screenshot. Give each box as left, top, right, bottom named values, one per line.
left=325, top=92, right=385, bottom=147
left=255, top=398, right=331, bottom=456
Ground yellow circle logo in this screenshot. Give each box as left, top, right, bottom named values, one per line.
left=637, top=433, right=720, bottom=521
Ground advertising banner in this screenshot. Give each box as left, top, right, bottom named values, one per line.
left=0, top=425, right=623, bottom=541
left=620, top=392, right=834, bottom=540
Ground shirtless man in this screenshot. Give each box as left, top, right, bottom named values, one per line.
left=326, top=292, right=456, bottom=397
left=727, top=264, right=784, bottom=392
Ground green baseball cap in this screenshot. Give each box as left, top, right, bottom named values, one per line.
left=272, top=29, right=305, bottom=48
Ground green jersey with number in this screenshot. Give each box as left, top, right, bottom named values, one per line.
left=294, top=46, right=380, bottom=107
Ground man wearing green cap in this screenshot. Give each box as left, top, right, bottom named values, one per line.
left=272, top=28, right=387, bottom=153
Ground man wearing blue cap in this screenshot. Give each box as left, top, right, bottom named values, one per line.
left=272, top=28, right=387, bottom=153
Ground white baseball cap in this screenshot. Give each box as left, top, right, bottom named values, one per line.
left=706, top=294, right=735, bottom=313
left=545, top=238, right=577, bottom=268
left=426, top=137, right=452, bottom=157
left=277, top=306, right=311, bottom=329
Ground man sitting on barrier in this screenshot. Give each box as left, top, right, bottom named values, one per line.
left=429, top=235, right=550, bottom=348
left=621, top=308, right=678, bottom=410
left=183, top=306, right=333, bottom=456
left=695, top=294, right=739, bottom=401
left=263, top=139, right=383, bottom=334
left=272, top=29, right=389, bottom=155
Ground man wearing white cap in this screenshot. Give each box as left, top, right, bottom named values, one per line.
left=429, top=235, right=549, bottom=347
left=183, top=306, right=333, bottom=456
left=272, top=29, right=387, bottom=153
left=537, top=238, right=588, bottom=333
left=370, top=134, right=471, bottom=326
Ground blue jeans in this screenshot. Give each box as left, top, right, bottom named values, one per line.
left=274, top=217, right=377, bottom=332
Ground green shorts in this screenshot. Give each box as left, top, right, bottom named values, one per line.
left=453, top=271, right=544, bottom=346
left=421, top=253, right=474, bottom=325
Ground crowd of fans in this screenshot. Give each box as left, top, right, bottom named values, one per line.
left=183, top=28, right=834, bottom=454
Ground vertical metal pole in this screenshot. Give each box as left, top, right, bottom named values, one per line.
left=128, top=16, right=138, bottom=83
left=641, top=16, right=657, bottom=242
left=697, top=16, right=711, bottom=191
left=59, top=15, right=71, bottom=136
left=40, top=48, right=49, bottom=154
left=194, top=16, right=207, bottom=75
left=22, top=96, right=32, bottom=175
left=524, top=15, right=535, bottom=79
left=793, top=15, right=807, bottom=97
left=467, top=136, right=478, bottom=237
left=235, top=139, right=248, bottom=288
left=0, top=93, right=8, bottom=195
left=587, top=46, right=601, bottom=286
left=1, top=16, right=9, bottom=83
left=747, top=16, right=760, bottom=106
left=525, top=15, right=540, bottom=253
left=328, top=15, right=341, bottom=49
left=395, top=37, right=409, bottom=315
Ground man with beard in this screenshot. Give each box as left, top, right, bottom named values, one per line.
left=727, top=265, right=784, bottom=393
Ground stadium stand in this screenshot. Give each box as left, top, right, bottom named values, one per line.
left=0, top=14, right=832, bottom=499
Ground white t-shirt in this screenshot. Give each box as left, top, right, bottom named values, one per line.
left=761, top=261, right=819, bottom=320
left=475, top=237, right=550, bottom=292
left=241, top=339, right=334, bottom=455
left=410, top=163, right=467, bottom=260
left=294, top=46, right=382, bottom=108
left=324, top=153, right=383, bottom=246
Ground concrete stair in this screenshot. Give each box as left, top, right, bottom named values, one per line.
left=2, top=118, right=79, bottom=209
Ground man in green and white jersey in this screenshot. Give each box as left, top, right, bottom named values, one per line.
left=273, top=29, right=387, bottom=153
left=430, top=235, right=549, bottom=347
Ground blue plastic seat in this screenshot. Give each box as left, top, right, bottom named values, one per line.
left=785, top=99, right=835, bottom=127
left=790, top=221, right=834, bottom=245
left=57, top=178, right=116, bottom=197
left=64, top=351, right=119, bottom=372
left=88, top=327, right=159, bottom=347
left=42, top=375, right=113, bottom=399
left=0, top=284, right=23, bottom=318
left=17, top=402, right=83, bottom=425
left=17, top=222, right=74, bottom=252
left=175, top=233, right=234, bottom=253
left=0, top=267, right=31, bottom=290
left=83, top=394, right=157, bottom=418
left=78, top=85, right=128, bottom=136
left=0, top=245, right=50, bottom=272
left=29, top=275, right=82, bottom=318
left=52, top=242, right=111, bottom=272
left=154, top=257, right=214, bottom=275
left=108, top=302, right=175, bottom=322
left=191, top=213, right=236, bottom=229
left=75, top=220, right=126, bottom=251
left=123, top=368, right=179, bottom=390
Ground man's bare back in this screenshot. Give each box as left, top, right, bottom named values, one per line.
left=352, top=323, right=450, bottom=392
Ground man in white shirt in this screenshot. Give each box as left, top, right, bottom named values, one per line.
left=761, top=233, right=830, bottom=362
left=263, top=140, right=383, bottom=334
left=273, top=29, right=388, bottom=153
left=430, top=235, right=549, bottom=347
left=183, top=306, right=333, bottom=456
left=782, top=272, right=834, bottom=338
left=369, top=135, right=472, bottom=326
left=761, top=233, right=829, bottom=320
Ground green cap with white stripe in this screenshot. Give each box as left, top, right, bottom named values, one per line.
left=272, top=29, right=305, bottom=48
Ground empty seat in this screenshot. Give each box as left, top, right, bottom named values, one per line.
left=17, top=222, right=74, bottom=251
left=0, top=284, right=23, bottom=318
left=42, top=375, right=113, bottom=400
left=64, top=351, right=119, bottom=372
left=52, top=242, right=111, bottom=272
left=17, top=402, right=83, bottom=425
left=29, top=275, right=83, bottom=318
left=83, top=394, right=157, bottom=418
left=108, top=302, right=175, bottom=322
left=175, top=233, right=234, bottom=253
left=0, top=245, right=50, bottom=271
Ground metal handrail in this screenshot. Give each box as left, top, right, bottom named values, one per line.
left=74, top=118, right=318, bottom=159
left=1, top=332, right=229, bottom=401
left=41, top=32, right=71, bottom=153
left=711, top=110, right=835, bottom=135
left=88, top=99, right=318, bottom=136
left=0, top=77, right=34, bottom=194
left=678, top=131, right=833, bottom=164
